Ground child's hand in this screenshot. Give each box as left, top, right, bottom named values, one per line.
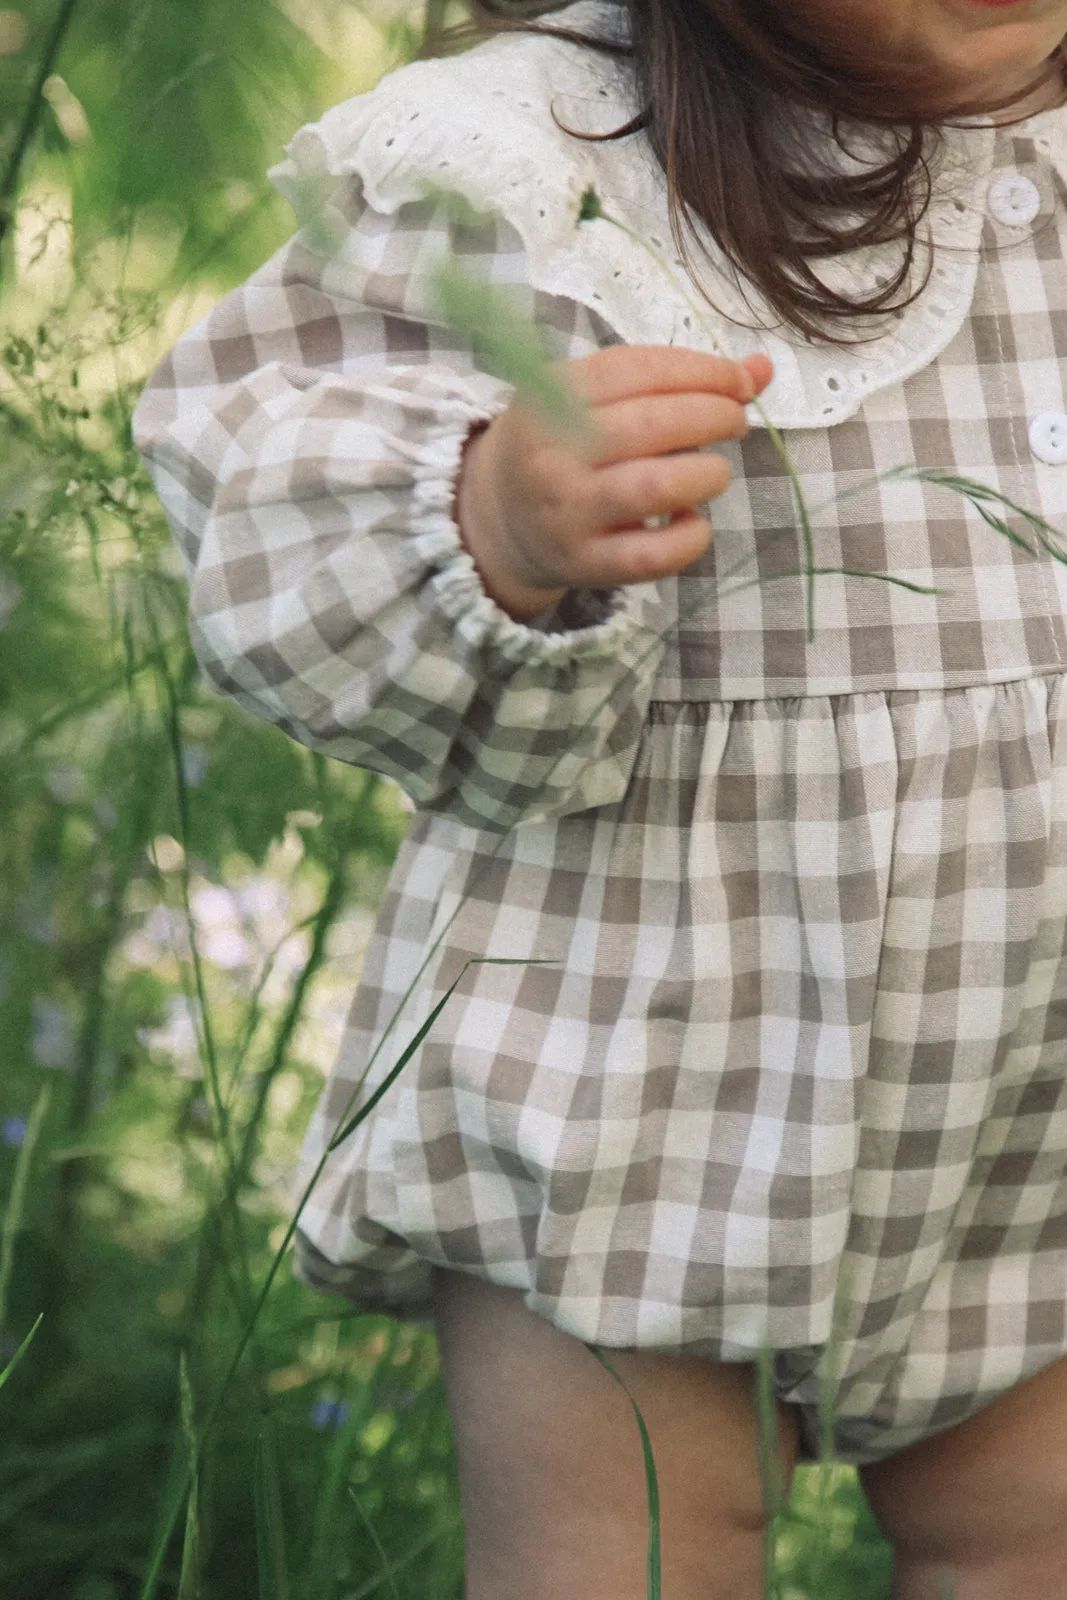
left=456, top=346, right=773, bottom=621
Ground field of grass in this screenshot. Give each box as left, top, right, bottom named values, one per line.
left=0, top=1055, right=894, bottom=1600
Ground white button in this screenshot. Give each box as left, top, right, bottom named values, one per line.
left=987, top=171, right=1042, bottom=228
left=1029, top=411, right=1067, bottom=465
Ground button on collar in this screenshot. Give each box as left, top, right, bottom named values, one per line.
left=1029, top=412, right=1067, bottom=466
left=987, top=171, right=1042, bottom=228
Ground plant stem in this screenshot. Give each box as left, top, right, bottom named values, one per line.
left=56, top=760, right=154, bottom=1237
left=0, top=1087, right=51, bottom=1335
left=0, top=0, right=83, bottom=255
left=149, top=626, right=230, bottom=1153
left=421, top=0, right=451, bottom=52
left=232, top=853, right=348, bottom=1190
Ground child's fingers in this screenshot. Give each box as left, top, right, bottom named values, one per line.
left=583, top=449, right=733, bottom=532
left=587, top=391, right=750, bottom=467
left=568, top=513, right=713, bottom=589
left=566, top=346, right=760, bottom=409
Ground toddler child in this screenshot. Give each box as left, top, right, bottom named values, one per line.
left=135, top=1, right=1067, bottom=1593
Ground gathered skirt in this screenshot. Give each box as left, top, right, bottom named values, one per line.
left=295, top=681, right=1067, bottom=1463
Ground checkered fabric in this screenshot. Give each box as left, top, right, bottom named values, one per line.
left=136, top=122, right=1067, bottom=1464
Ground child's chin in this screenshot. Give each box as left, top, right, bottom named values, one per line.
left=921, top=24, right=1066, bottom=117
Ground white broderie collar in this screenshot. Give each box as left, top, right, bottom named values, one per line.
left=270, top=2, right=1067, bottom=430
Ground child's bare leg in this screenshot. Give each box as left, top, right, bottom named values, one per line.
left=432, top=1267, right=798, bottom=1600
left=861, top=1354, right=1067, bottom=1599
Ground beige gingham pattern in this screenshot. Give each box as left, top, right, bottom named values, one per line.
left=137, top=127, right=1067, bottom=1464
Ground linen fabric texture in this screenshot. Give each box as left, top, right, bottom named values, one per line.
left=135, top=12, right=1067, bottom=1464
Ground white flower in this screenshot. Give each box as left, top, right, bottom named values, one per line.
left=32, top=998, right=76, bottom=1071
left=202, top=926, right=251, bottom=970
left=19, top=871, right=57, bottom=944
left=45, top=763, right=87, bottom=805
left=191, top=882, right=253, bottom=969
left=122, top=905, right=193, bottom=968
left=234, top=877, right=291, bottom=941
left=180, top=744, right=209, bottom=787
left=93, top=797, right=118, bottom=833
left=191, top=884, right=237, bottom=928
left=137, top=994, right=203, bottom=1078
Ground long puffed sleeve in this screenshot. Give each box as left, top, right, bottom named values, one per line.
left=134, top=186, right=666, bottom=831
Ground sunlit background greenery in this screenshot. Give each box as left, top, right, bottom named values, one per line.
left=0, top=3, right=892, bottom=1594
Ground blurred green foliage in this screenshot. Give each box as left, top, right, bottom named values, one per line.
left=0, top=3, right=892, bottom=1595
left=0, top=0, right=395, bottom=286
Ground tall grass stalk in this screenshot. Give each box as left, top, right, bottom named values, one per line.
left=176, top=1353, right=202, bottom=1600
left=151, top=622, right=230, bottom=1156
left=0, top=1085, right=50, bottom=1338
left=347, top=1487, right=403, bottom=1600
left=138, top=953, right=554, bottom=1597
left=138, top=655, right=359, bottom=1600
left=345, top=1515, right=457, bottom=1600
left=254, top=1422, right=292, bottom=1600
left=0, top=1312, right=43, bottom=1394
left=756, top=1347, right=786, bottom=1600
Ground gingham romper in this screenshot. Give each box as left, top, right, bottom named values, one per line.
left=135, top=4, right=1067, bottom=1463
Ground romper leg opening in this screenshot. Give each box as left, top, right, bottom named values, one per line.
left=431, top=1267, right=799, bottom=1600
left=861, top=1354, right=1067, bottom=1600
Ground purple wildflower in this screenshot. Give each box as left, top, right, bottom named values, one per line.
left=309, top=1396, right=349, bottom=1432
left=1, top=1116, right=27, bottom=1148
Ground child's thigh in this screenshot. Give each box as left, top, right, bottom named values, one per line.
left=431, top=1268, right=798, bottom=1600
left=861, top=1354, right=1067, bottom=1599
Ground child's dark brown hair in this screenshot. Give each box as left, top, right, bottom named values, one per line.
left=441, top=0, right=1067, bottom=341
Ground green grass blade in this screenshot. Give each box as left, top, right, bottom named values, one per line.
left=254, top=1424, right=291, bottom=1600
left=891, top=466, right=1067, bottom=566
left=431, top=260, right=593, bottom=445
left=327, top=972, right=467, bottom=1151
left=139, top=1469, right=190, bottom=1600
left=348, top=1487, right=402, bottom=1600
left=345, top=1517, right=459, bottom=1600
left=719, top=566, right=941, bottom=604
left=328, top=958, right=555, bottom=1151
left=755, top=1346, right=785, bottom=1600
left=305, top=1417, right=354, bottom=1597
left=586, top=1345, right=661, bottom=1600
left=144, top=949, right=560, bottom=1597
left=756, top=413, right=819, bottom=638
left=0, top=1312, right=42, bottom=1394
left=824, top=568, right=940, bottom=594
left=176, top=1354, right=201, bottom=1600
left=151, top=630, right=229, bottom=1152
left=973, top=509, right=1036, bottom=554
left=0, top=1085, right=50, bottom=1336
left=755, top=1345, right=786, bottom=1519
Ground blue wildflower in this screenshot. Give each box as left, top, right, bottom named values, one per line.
left=1, top=1116, right=27, bottom=1148
left=309, top=1396, right=349, bottom=1432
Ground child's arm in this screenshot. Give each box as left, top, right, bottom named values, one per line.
left=133, top=194, right=731, bottom=831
